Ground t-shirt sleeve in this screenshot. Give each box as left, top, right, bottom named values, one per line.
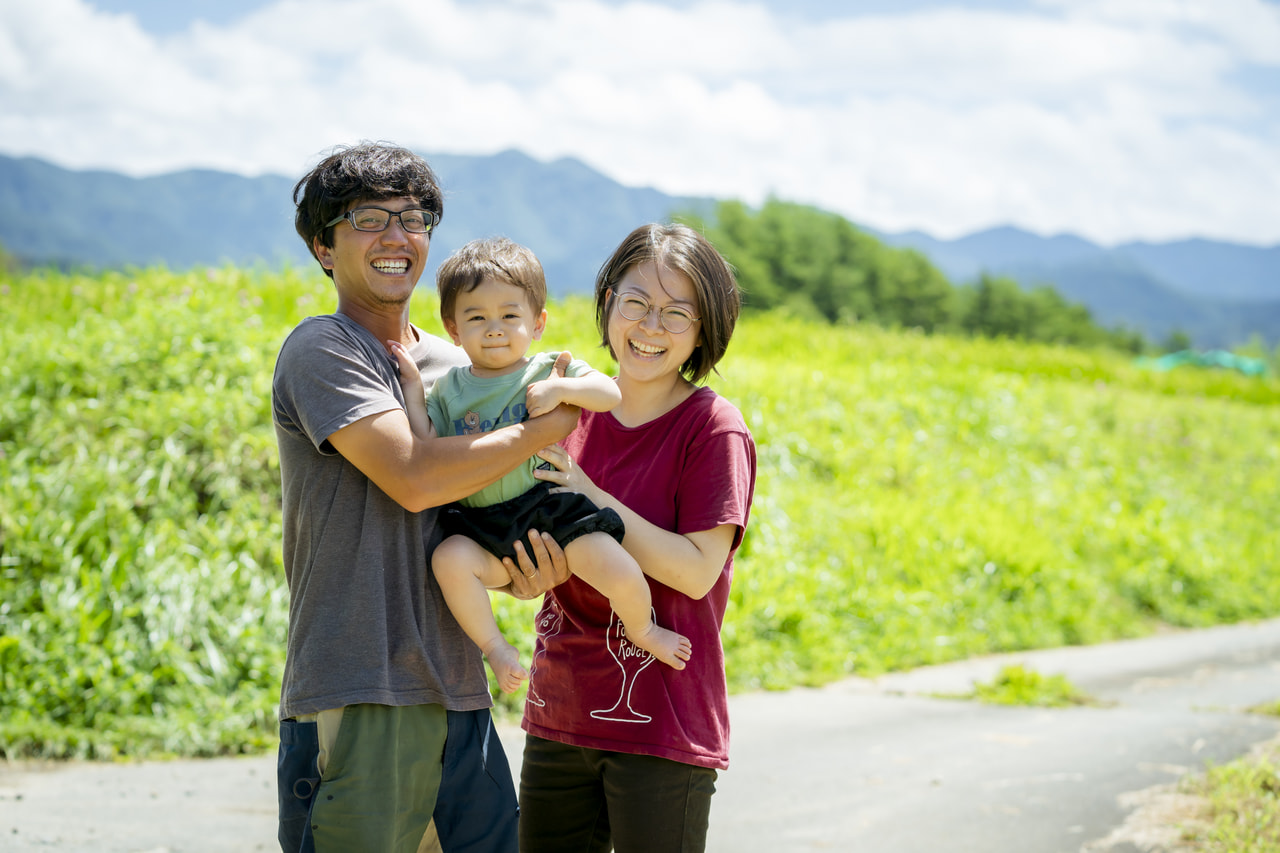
left=426, top=370, right=450, bottom=437
left=675, top=403, right=757, bottom=547
left=273, top=319, right=403, bottom=452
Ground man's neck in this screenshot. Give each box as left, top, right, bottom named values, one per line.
left=337, top=299, right=416, bottom=347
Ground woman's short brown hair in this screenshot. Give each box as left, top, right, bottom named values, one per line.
left=594, top=223, right=741, bottom=384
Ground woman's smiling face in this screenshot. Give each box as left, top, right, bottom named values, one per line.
left=607, top=260, right=702, bottom=384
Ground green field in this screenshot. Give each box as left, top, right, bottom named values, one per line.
left=3, top=265, right=1278, bottom=758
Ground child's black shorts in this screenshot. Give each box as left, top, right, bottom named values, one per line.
left=442, top=481, right=625, bottom=563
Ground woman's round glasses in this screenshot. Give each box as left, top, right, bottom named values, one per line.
left=325, top=207, right=439, bottom=234
left=611, top=289, right=700, bottom=334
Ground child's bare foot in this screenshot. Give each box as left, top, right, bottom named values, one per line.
left=483, top=639, right=530, bottom=693
left=626, top=621, right=692, bottom=670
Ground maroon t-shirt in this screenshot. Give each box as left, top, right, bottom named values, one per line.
left=521, top=386, right=756, bottom=769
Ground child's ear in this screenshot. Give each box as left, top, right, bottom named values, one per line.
left=532, top=308, right=548, bottom=341
left=443, top=318, right=462, bottom=346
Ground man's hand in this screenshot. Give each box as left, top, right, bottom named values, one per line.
left=502, top=530, right=570, bottom=600
left=502, top=350, right=578, bottom=601
left=552, top=350, right=572, bottom=378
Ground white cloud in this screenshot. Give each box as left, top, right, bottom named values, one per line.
left=0, top=0, right=1277, bottom=245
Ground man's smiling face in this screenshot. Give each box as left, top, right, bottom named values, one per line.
left=314, top=196, right=429, bottom=311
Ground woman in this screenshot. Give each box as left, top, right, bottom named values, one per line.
left=518, top=223, right=757, bottom=852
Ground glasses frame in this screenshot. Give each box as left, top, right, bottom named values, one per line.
left=609, top=288, right=701, bottom=334
left=324, top=206, right=440, bottom=234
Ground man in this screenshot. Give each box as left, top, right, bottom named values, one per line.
left=273, top=141, right=572, bottom=852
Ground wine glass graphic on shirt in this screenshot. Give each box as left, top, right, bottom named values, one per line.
left=589, top=608, right=656, bottom=723
left=525, top=600, right=564, bottom=709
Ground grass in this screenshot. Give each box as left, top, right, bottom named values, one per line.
left=1177, top=736, right=1280, bottom=851
left=1180, top=701, right=1280, bottom=851
left=1104, top=702, right=1280, bottom=852
left=3, top=264, right=1280, bottom=758
left=948, top=664, right=1101, bottom=708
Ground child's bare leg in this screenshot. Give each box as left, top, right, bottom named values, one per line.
left=433, top=535, right=529, bottom=693
left=564, top=533, right=692, bottom=670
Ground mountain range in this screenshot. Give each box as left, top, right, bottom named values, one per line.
left=875, top=227, right=1280, bottom=348
left=1, top=151, right=1276, bottom=348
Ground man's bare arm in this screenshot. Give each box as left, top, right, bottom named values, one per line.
left=329, top=350, right=578, bottom=512
left=329, top=404, right=579, bottom=512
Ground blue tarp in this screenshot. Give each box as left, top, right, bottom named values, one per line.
left=1138, top=349, right=1269, bottom=377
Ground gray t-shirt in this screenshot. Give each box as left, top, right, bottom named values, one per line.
left=272, top=313, right=483, bottom=719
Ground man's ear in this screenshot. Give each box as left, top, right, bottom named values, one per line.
left=443, top=318, right=462, bottom=346
left=532, top=308, right=548, bottom=341
left=313, top=237, right=334, bottom=271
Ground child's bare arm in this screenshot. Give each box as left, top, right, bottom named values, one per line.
left=387, top=340, right=437, bottom=440
left=525, top=367, right=621, bottom=418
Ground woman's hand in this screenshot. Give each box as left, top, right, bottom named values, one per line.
left=535, top=441, right=736, bottom=601
left=532, top=444, right=599, bottom=501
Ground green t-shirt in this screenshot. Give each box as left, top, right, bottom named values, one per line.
left=427, top=351, right=593, bottom=508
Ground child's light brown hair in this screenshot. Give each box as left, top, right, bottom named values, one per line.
left=437, top=237, right=547, bottom=322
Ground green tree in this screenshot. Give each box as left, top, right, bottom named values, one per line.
left=694, top=198, right=956, bottom=328
left=0, top=241, right=20, bottom=276
left=687, top=198, right=1141, bottom=353
left=961, top=274, right=1027, bottom=338
left=875, top=246, right=956, bottom=332
left=1161, top=330, right=1193, bottom=353
left=1023, top=286, right=1104, bottom=347
left=702, top=201, right=783, bottom=311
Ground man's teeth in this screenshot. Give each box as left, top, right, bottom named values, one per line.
left=373, top=260, right=408, bottom=273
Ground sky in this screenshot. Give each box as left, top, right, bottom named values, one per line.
left=2, top=0, right=1278, bottom=247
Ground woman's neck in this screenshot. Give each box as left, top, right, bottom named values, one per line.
left=612, top=372, right=698, bottom=427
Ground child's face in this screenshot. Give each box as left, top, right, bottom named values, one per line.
left=444, top=276, right=547, bottom=376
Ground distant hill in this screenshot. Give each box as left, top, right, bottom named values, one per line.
left=2, top=152, right=1277, bottom=346
left=0, top=150, right=713, bottom=297
left=877, top=226, right=1280, bottom=347
left=0, top=157, right=301, bottom=271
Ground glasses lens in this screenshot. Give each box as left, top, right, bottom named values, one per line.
left=617, top=295, right=649, bottom=321
left=399, top=210, right=433, bottom=233
left=615, top=293, right=696, bottom=333
left=660, top=309, right=694, bottom=334
left=349, top=208, right=391, bottom=231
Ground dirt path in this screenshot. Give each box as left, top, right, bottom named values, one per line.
left=5, top=618, right=1280, bottom=852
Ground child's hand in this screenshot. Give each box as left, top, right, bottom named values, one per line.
left=386, top=340, right=423, bottom=389
left=524, top=377, right=565, bottom=419
left=387, top=340, right=436, bottom=440
left=524, top=351, right=574, bottom=417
